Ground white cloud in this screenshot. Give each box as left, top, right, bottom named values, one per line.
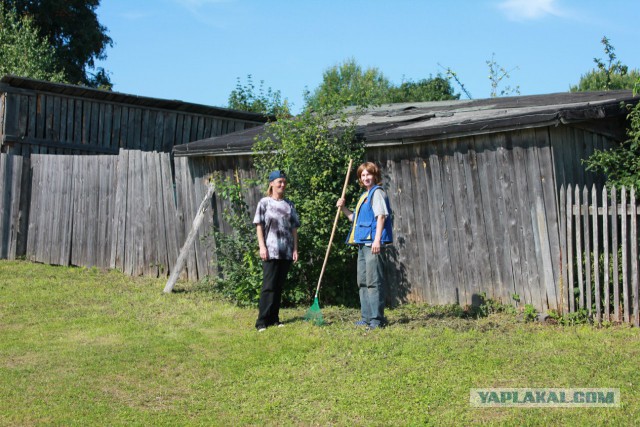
left=121, top=11, right=153, bottom=21
left=497, top=0, right=566, bottom=21
left=173, top=0, right=233, bottom=11
left=170, top=0, right=234, bottom=27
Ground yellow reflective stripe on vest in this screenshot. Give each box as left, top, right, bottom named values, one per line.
left=347, top=190, right=369, bottom=244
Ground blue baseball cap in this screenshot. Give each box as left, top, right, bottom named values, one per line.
left=268, top=170, right=287, bottom=182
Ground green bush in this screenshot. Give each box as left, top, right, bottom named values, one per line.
left=207, top=174, right=263, bottom=306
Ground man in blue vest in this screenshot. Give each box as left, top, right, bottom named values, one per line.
left=337, top=162, right=393, bottom=330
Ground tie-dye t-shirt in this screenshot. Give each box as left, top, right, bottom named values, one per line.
left=253, top=197, right=301, bottom=260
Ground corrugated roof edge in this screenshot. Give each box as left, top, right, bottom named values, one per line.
left=0, top=74, right=271, bottom=123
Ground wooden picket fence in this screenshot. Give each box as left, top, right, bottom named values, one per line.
left=560, top=185, right=639, bottom=325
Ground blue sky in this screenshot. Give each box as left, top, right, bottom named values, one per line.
left=96, top=0, right=639, bottom=114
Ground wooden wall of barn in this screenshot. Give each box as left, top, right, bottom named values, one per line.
left=173, top=154, right=262, bottom=278
left=0, top=88, right=259, bottom=156
left=368, top=125, right=613, bottom=311
left=167, top=123, right=615, bottom=311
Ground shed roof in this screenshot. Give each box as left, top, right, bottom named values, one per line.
left=0, top=75, right=270, bottom=123
left=173, top=90, right=639, bottom=157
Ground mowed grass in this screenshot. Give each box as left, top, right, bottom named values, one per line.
left=1, top=260, right=639, bottom=426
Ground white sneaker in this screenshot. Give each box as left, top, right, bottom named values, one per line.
left=257, top=327, right=267, bottom=332
left=277, top=323, right=285, bottom=328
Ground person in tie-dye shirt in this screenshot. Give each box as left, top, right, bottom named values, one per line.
left=253, top=170, right=300, bottom=331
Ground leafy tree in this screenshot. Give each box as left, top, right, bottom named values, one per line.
left=571, top=36, right=639, bottom=92
left=387, top=75, right=460, bottom=103
left=227, top=74, right=291, bottom=117
left=305, top=58, right=460, bottom=111
left=571, top=69, right=640, bottom=92
left=304, top=58, right=392, bottom=112
left=5, top=0, right=112, bottom=88
left=0, top=5, right=65, bottom=82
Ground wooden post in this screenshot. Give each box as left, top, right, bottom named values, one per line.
left=603, top=186, right=610, bottom=323
left=612, top=187, right=619, bottom=321
left=164, top=181, right=215, bottom=293
left=592, top=184, right=600, bottom=324
left=631, top=188, right=638, bottom=326
left=622, top=187, right=629, bottom=323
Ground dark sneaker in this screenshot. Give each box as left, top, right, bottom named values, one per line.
left=354, top=320, right=368, bottom=327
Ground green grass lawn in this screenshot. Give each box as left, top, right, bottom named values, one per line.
left=1, top=260, right=639, bottom=426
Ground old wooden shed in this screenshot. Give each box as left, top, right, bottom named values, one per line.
left=173, top=91, right=638, bottom=312
left=0, top=75, right=268, bottom=276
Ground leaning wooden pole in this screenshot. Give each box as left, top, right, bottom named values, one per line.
left=164, top=181, right=215, bottom=293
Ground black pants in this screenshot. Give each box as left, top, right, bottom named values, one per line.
left=255, top=260, right=292, bottom=329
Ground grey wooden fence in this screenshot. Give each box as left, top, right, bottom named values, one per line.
left=560, top=185, right=639, bottom=325
left=0, top=152, right=26, bottom=259
left=22, top=150, right=197, bottom=278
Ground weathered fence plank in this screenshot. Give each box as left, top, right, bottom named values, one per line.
left=632, top=189, right=639, bottom=326
left=582, top=185, right=592, bottom=316
left=621, top=188, right=629, bottom=323
left=0, top=154, right=8, bottom=257
left=603, top=186, right=610, bottom=323
left=592, top=185, right=601, bottom=323
left=0, top=153, right=20, bottom=258
left=161, top=153, right=181, bottom=276
left=575, top=186, right=584, bottom=310
left=111, top=150, right=128, bottom=269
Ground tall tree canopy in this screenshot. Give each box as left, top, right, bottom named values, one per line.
left=571, top=36, right=639, bottom=92
left=387, top=75, right=460, bottom=103
left=304, top=58, right=459, bottom=112
left=5, top=0, right=112, bottom=88
left=304, top=58, right=392, bottom=111
left=0, top=4, right=65, bottom=82
left=227, top=75, right=291, bottom=117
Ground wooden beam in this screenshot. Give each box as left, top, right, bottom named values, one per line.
left=164, top=182, right=215, bottom=293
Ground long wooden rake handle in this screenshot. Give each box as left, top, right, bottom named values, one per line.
left=313, top=159, right=354, bottom=298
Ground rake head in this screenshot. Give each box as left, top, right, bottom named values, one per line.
left=304, top=296, right=324, bottom=326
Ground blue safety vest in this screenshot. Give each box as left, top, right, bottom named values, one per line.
left=346, top=185, right=393, bottom=245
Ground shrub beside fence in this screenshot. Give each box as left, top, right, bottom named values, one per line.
left=560, top=185, right=639, bottom=325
